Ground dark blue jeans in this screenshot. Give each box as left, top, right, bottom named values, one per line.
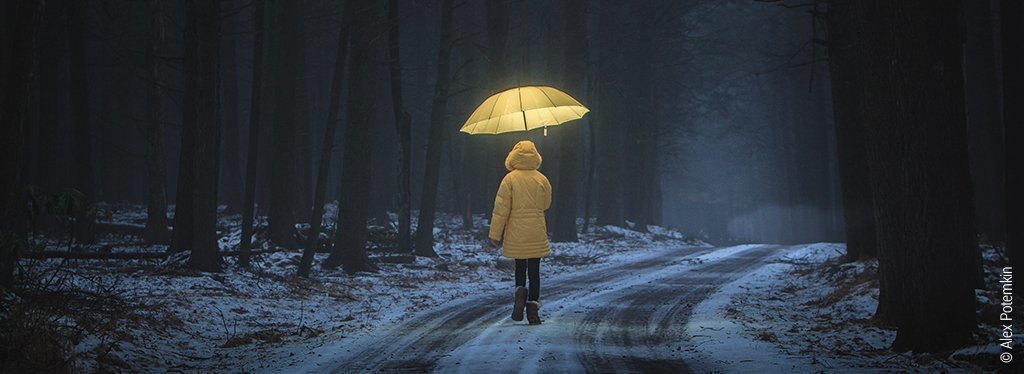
left=515, top=258, right=540, bottom=301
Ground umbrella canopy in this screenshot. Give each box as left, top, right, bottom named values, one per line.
left=460, top=86, right=589, bottom=135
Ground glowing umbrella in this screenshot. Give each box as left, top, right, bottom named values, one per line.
left=459, top=86, right=589, bottom=136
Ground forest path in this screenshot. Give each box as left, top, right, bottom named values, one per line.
left=305, top=244, right=785, bottom=373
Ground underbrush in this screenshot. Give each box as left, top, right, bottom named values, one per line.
left=2, top=259, right=146, bottom=373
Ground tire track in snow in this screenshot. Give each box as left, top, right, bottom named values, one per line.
left=573, top=244, right=782, bottom=373
left=303, top=245, right=781, bottom=373
left=307, top=246, right=714, bottom=372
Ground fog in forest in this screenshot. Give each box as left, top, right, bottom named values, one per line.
left=7, top=0, right=846, bottom=244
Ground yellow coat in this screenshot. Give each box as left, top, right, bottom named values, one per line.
left=489, top=141, right=552, bottom=259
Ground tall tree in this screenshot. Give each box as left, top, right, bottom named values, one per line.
left=265, top=1, right=301, bottom=248
left=1003, top=0, right=1024, bottom=280
left=324, top=0, right=382, bottom=273
left=219, top=9, right=243, bottom=215
left=298, top=0, right=351, bottom=277
left=550, top=0, right=587, bottom=242
left=581, top=55, right=598, bottom=234
left=622, top=2, right=657, bottom=233
left=178, top=0, right=222, bottom=271
left=838, top=0, right=902, bottom=324
left=824, top=0, right=877, bottom=260
left=481, top=0, right=511, bottom=235
left=238, top=0, right=266, bottom=267
left=413, top=0, right=456, bottom=257
left=172, top=0, right=197, bottom=253
left=67, top=0, right=95, bottom=244
left=962, top=0, right=1005, bottom=243
left=387, top=0, right=412, bottom=253
left=861, top=0, right=977, bottom=352
left=34, top=1, right=65, bottom=199
left=593, top=0, right=624, bottom=227
left=144, top=0, right=170, bottom=245
left=293, top=24, right=313, bottom=219
left=0, top=0, right=44, bottom=289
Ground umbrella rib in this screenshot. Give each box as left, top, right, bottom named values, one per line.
left=540, top=87, right=586, bottom=119
left=536, top=88, right=570, bottom=124
left=483, top=94, right=500, bottom=134
left=537, top=86, right=558, bottom=107
left=535, top=88, right=554, bottom=127
left=567, top=105, right=585, bottom=118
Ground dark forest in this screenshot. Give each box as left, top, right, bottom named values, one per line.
left=0, top=0, right=1019, bottom=371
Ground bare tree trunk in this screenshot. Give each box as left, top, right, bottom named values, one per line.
left=551, top=0, right=587, bottom=242
left=647, top=130, right=661, bottom=226
left=580, top=13, right=599, bottom=234
left=825, top=0, right=878, bottom=261
left=458, top=140, right=472, bottom=230
left=593, top=1, right=624, bottom=227
left=31, top=1, right=66, bottom=238
left=387, top=0, right=412, bottom=253
left=325, top=0, right=382, bottom=273
left=482, top=0, right=510, bottom=234
left=581, top=75, right=597, bottom=234
left=449, top=119, right=470, bottom=230
left=180, top=0, right=222, bottom=272
left=190, top=0, right=222, bottom=271
left=448, top=134, right=466, bottom=226
left=1003, top=0, right=1024, bottom=288
left=265, top=1, right=300, bottom=249
left=781, top=110, right=799, bottom=243
left=962, top=0, right=1005, bottom=244
left=219, top=13, right=243, bottom=215
left=294, top=31, right=313, bottom=218
left=68, top=0, right=95, bottom=245
left=144, top=0, right=171, bottom=245
left=35, top=1, right=65, bottom=199
left=173, top=0, right=197, bottom=253
left=0, top=0, right=43, bottom=290
left=237, top=0, right=265, bottom=267
left=298, top=0, right=351, bottom=277
left=861, top=0, right=977, bottom=352
left=624, top=3, right=655, bottom=233
left=413, top=0, right=456, bottom=258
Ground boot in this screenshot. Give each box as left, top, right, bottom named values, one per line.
left=526, top=301, right=542, bottom=325
left=511, top=287, right=527, bottom=321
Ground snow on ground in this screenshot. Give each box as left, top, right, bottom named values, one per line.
left=13, top=203, right=706, bottom=372
left=427, top=245, right=727, bottom=373
left=24, top=204, right=1011, bottom=372
left=690, top=242, right=1013, bottom=372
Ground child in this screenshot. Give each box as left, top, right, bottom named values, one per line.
left=489, top=140, right=552, bottom=325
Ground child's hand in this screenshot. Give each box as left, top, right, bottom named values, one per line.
left=490, top=239, right=500, bottom=248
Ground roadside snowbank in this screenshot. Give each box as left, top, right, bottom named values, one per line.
left=688, top=243, right=1004, bottom=372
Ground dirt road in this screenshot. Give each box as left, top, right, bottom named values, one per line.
left=305, top=244, right=785, bottom=373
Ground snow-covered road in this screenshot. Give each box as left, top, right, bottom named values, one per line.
left=298, top=244, right=785, bottom=373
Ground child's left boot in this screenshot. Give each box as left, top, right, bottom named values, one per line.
left=512, top=287, right=527, bottom=321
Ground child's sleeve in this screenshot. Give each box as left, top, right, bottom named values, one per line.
left=489, top=176, right=512, bottom=242
left=542, top=175, right=552, bottom=211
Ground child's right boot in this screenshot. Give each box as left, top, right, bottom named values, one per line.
left=526, top=301, right=542, bottom=325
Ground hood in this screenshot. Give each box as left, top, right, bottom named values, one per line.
left=504, top=141, right=542, bottom=171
